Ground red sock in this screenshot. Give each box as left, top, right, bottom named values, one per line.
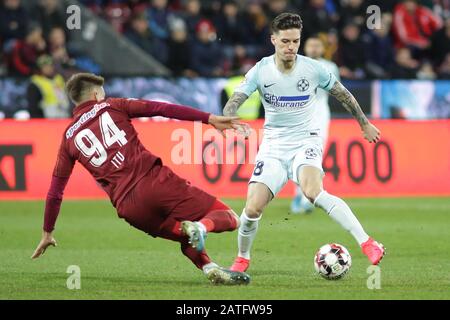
left=171, top=221, right=182, bottom=237
left=157, top=219, right=211, bottom=270
left=199, top=199, right=238, bottom=233
left=181, top=241, right=211, bottom=270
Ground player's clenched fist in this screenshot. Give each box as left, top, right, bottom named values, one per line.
left=31, top=231, right=57, bottom=259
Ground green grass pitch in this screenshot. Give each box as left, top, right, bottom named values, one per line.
left=1, top=197, right=449, bottom=300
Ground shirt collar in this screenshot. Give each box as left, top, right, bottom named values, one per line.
left=72, top=99, right=104, bottom=117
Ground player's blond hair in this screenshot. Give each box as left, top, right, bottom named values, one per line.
left=65, top=73, right=105, bottom=104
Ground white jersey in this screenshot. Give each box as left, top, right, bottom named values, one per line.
left=236, top=54, right=337, bottom=146
left=315, top=58, right=340, bottom=141
left=315, top=58, right=339, bottom=112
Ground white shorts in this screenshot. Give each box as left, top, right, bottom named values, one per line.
left=249, top=136, right=323, bottom=196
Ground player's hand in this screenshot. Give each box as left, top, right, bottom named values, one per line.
left=361, top=122, right=380, bottom=143
left=31, top=231, right=57, bottom=259
left=208, top=115, right=251, bottom=137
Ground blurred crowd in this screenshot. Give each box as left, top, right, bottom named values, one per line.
left=1, top=0, right=449, bottom=79
left=0, top=0, right=100, bottom=77
left=77, top=0, right=450, bottom=79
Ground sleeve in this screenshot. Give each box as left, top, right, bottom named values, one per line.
left=53, top=140, right=75, bottom=178
left=43, top=140, right=74, bottom=232
left=315, top=60, right=337, bottom=91
left=120, top=98, right=211, bottom=123
left=43, top=175, right=69, bottom=232
left=234, top=63, right=258, bottom=97
left=332, top=63, right=341, bottom=82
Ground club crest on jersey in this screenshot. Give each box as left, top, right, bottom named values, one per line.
left=297, top=78, right=309, bottom=92
left=305, top=147, right=318, bottom=159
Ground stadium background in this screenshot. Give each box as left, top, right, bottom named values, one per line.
left=0, top=0, right=450, bottom=300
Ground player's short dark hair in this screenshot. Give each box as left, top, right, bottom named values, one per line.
left=65, top=73, right=105, bottom=104
left=271, top=12, right=303, bottom=34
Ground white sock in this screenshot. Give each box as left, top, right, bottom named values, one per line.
left=314, top=191, right=369, bottom=245
left=202, top=262, right=218, bottom=275
left=237, top=209, right=261, bottom=260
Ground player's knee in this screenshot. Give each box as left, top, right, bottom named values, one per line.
left=301, top=184, right=322, bottom=204
left=244, top=204, right=263, bottom=219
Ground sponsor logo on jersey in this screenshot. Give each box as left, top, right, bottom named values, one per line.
left=263, top=93, right=310, bottom=108
left=66, top=102, right=109, bottom=138
left=305, top=147, right=319, bottom=160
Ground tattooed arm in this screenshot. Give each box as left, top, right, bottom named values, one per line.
left=329, top=81, right=368, bottom=126
left=223, top=92, right=249, bottom=117
left=329, top=81, right=380, bottom=143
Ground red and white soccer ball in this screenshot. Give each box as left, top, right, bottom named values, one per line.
left=314, top=243, right=352, bottom=280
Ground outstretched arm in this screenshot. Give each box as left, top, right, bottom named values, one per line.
left=31, top=175, right=68, bottom=259
left=223, top=92, right=248, bottom=117
left=32, top=142, right=74, bottom=259
left=329, top=81, right=380, bottom=143
left=123, top=98, right=249, bottom=136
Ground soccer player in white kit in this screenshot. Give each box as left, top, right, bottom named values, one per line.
left=223, top=13, right=385, bottom=273
left=290, top=35, right=340, bottom=214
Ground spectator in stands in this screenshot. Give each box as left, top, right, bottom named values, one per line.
left=214, top=0, right=249, bottom=72
left=319, top=30, right=339, bottom=62
left=125, top=10, right=168, bottom=64
left=214, top=0, right=242, bottom=45
left=430, top=18, right=450, bottom=68
left=167, top=17, right=196, bottom=77
left=48, top=25, right=101, bottom=75
left=102, top=0, right=131, bottom=33
left=9, top=24, right=46, bottom=76
left=240, top=0, right=271, bottom=59
left=47, top=27, right=78, bottom=77
left=0, top=0, right=28, bottom=43
left=147, top=0, right=172, bottom=40
left=27, top=54, right=70, bottom=118
left=301, top=0, right=336, bottom=43
left=182, top=0, right=204, bottom=38
left=33, top=0, right=66, bottom=37
left=392, top=0, right=442, bottom=57
left=264, top=0, right=296, bottom=21
left=189, top=19, right=223, bottom=76
left=423, top=0, right=450, bottom=20
left=127, top=0, right=149, bottom=12
left=371, top=0, right=401, bottom=13
left=338, top=0, right=367, bottom=29
left=390, top=47, right=420, bottom=78
left=337, top=21, right=366, bottom=79
left=198, top=0, right=221, bottom=18
left=363, top=13, right=395, bottom=78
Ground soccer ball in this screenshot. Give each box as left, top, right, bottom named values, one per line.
left=314, top=243, right=352, bottom=280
